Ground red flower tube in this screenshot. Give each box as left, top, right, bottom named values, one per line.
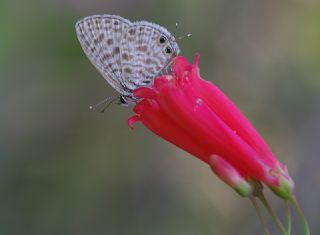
left=128, top=54, right=294, bottom=199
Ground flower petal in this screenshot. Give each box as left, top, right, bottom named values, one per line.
left=130, top=53, right=294, bottom=198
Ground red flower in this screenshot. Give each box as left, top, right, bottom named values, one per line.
left=128, top=54, right=294, bottom=198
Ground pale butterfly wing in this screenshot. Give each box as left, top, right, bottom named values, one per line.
left=75, top=15, right=132, bottom=95
left=120, top=21, right=180, bottom=91
left=75, top=15, right=180, bottom=104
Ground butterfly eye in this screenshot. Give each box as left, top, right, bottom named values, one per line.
left=165, top=46, right=172, bottom=54
left=159, top=35, right=166, bottom=44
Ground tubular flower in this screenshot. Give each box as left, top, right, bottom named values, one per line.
left=128, top=54, right=294, bottom=199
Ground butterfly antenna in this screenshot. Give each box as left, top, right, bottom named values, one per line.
left=100, top=96, right=119, bottom=113
left=177, top=33, right=192, bottom=40
left=175, top=22, right=192, bottom=40
left=89, top=96, right=119, bottom=113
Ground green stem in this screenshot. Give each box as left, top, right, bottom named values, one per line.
left=250, top=196, right=270, bottom=235
left=290, top=196, right=310, bottom=235
left=258, top=192, right=288, bottom=235
left=285, top=200, right=291, bottom=235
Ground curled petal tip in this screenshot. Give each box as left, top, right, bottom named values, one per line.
left=193, top=53, right=200, bottom=67
left=128, top=115, right=140, bottom=130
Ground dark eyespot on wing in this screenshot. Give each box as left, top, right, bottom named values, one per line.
left=165, top=46, right=172, bottom=54
left=159, top=35, right=166, bottom=43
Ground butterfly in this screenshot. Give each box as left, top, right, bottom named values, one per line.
left=75, top=14, right=180, bottom=105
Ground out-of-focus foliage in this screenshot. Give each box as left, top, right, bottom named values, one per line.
left=1, top=0, right=320, bottom=234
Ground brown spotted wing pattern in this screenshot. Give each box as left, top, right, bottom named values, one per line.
left=120, top=22, right=180, bottom=91
left=75, top=15, right=180, bottom=102
left=76, top=15, right=131, bottom=95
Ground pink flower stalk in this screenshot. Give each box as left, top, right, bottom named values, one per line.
left=128, top=54, right=294, bottom=199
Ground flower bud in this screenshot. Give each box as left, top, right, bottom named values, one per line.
left=209, top=155, right=253, bottom=197
left=268, top=165, right=295, bottom=199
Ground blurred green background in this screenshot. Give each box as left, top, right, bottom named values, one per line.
left=1, top=0, right=320, bottom=234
